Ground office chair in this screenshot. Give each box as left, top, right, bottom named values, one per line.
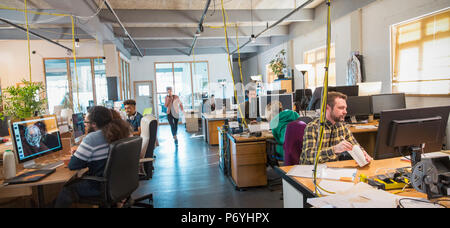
left=140, top=115, right=158, bottom=180
left=77, top=137, right=153, bottom=208
left=297, top=116, right=313, bottom=125
left=283, top=121, right=307, bottom=166
left=266, top=138, right=283, bottom=192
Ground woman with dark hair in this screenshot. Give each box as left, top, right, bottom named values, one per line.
left=55, top=106, right=132, bottom=208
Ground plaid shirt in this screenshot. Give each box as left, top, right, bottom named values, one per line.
left=299, top=118, right=360, bottom=165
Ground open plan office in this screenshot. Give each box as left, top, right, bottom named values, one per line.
left=0, top=0, right=449, bottom=211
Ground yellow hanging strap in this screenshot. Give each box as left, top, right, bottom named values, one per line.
left=220, top=0, right=248, bottom=128
left=70, top=16, right=80, bottom=111
left=24, top=0, right=32, bottom=81
left=313, top=0, right=334, bottom=196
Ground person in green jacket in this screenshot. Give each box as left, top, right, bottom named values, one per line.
left=269, top=105, right=300, bottom=160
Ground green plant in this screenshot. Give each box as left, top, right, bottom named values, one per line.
left=269, top=49, right=287, bottom=76
left=0, top=80, right=47, bottom=120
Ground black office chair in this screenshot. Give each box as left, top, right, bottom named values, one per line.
left=297, top=116, right=313, bottom=124
left=266, top=139, right=283, bottom=192
left=77, top=137, right=153, bottom=208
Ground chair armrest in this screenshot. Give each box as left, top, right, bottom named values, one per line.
left=266, top=139, right=278, bottom=145
left=139, top=158, right=155, bottom=163
left=80, top=175, right=107, bottom=183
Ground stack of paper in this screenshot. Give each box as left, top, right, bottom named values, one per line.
left=287, top=165, right=357, bottom=181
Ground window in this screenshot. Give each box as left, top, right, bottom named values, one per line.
left=303, top=44, right=336, bottom=90
left=392, top=9, right=450, bottom=96
left=44, top=57, right=108, bottom=113
left=119, top=58, right=131, bottom=100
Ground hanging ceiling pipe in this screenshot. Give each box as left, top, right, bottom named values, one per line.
left=104, top=0, right=144, bottom=57
left=188, top=0, right=212, bottom=56
left=231, top=0, right=314, bottom=54
left=0, top=17, right=73, bottom=52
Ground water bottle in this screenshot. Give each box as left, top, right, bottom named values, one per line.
left=3, top=149, right=16, bottom=179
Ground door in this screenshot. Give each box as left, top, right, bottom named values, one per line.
left=134, top=81, right=155, bottom=116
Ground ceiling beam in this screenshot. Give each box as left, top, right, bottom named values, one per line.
left=124, top=37, right=271, bottom=49
left=136, top=46, right=259, bottom=56
left=113, top=25, right=288, bottom=40
left=98, top=9, right=314, bottom=26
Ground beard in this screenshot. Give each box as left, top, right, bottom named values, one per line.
left=330, top=112, right=345, bottom=123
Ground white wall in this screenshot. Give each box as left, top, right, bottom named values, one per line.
left=0, top=39, right=105, bottom=88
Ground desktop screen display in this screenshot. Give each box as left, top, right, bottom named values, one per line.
left=346, top=96, right=372, bottom=117
left=371, top=93, right=406, bottom=115
left=259, top=94, right=293, bottom=118
left=10, top=115, right=62, bottom=163
left=72, top=113, right=85, bottom=139
left=334, top=85, right=359, bottom=97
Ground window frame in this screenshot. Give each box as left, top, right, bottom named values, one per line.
left=303, top=44, right=336, bottom=89
left=391, top=9, right=450, bottom=97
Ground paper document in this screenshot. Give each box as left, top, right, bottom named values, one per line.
left=248, top=122, right=271, bottom=133
left=287, top=165, right=356, bottom=181
left=348, top=145, right=369, bottom=167
left=317, top=180, right=355, bottom=196
left=355, top=125, right=377, bottom=130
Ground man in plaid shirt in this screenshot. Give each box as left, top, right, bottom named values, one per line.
left=299, top=91, right=373, bottom=165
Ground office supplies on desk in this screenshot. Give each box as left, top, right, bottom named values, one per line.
left=287, top=165, right=357, bottom=181
left=3, top=149, right=16, bottom=179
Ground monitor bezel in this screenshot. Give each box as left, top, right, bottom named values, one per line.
left=9, top=115, right=63, bottom=164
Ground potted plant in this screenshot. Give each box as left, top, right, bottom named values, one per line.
left=269, top=49, right=287, bottom=80
left=0, top=80, right=47, bottom=120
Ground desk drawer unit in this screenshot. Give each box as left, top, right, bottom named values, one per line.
left=230, top=141, right=267, bottom=188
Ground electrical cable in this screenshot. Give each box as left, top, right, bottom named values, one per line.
left=220, top=0, right=247, bottom=129
left=312, top=0, right=333, bottom=197
left=24, top=0, right=32, bottom=82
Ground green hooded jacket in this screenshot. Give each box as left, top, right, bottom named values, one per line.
left=270, top=110, right=300, bottom=160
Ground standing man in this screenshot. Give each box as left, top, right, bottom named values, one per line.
left=165, top=87, right=184, bottom=143
left=300, top=92, right=373, bottom=165
left=124, top=99, right=143, bottom=136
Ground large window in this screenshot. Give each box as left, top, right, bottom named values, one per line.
left=392, top=9, right=450, bottom=96
left=303, top=44, right=336, bottom=90
left=44, top=57, right=107, bottom=113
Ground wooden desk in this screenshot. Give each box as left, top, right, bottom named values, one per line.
left=202, top=113, right=236, bottom=146
left=276, top=156, right=449, bottom=208
left=0, top=139, right=80, bottom=208
left=348, top=121, right=379, bottom=157
left=227, top=131, right=274, bottom=189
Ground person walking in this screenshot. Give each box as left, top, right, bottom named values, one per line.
left=164, top=87, right=184, bottom=144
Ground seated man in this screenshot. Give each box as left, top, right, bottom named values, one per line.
left=300, top=92, right=373, bottom=165
left=55, top=106, right=132, bottom=208
left=124, top=99, right=143, bottom=136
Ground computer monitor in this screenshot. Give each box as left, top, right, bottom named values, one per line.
left=0, top=116, right=10, bottom=137
left=259, top=94, right=294, bottom=119
left=10, top=115, right=63, bottom=169
left=346, top=96, right=372, bottom=121
left=215, top=98, right=231, bottom=111
left=371, top=93, right=406, bottom=117
left=72, top=113, right=85, bottom=144
left=358, top=82, right=382, bottom=96
left=374, top=106, right=450, bottom=161
left=267, top=90, right=287, bottom=95
left=294, top=89, right=313, bottom=111
left=334, top=85, right=359, bottom=97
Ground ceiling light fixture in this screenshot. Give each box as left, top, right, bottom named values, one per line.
left=75, top=38, right=80, bottom=48
left=250, top=0, right=256, bottom=44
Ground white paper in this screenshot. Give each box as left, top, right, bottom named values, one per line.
left=287, top=165, right=356, bottom=181
left=348, top=145, right=369, bottom=167
left=317, top=180, right=355, bottom=196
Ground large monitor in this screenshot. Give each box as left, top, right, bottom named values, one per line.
left=215, top=98, right=232, bottom=111
left=259, top=94, right=293, bottom=119
left=72, top=113, right=85, bottom=144
left=374, top=106, right=450, bottom=161
left=10, top=115, right=62, bottom=168
left=371, top=93, right=406, bottom=117
left=346, top=96, right=372, bottom=121
left=294, top=89, right=313, bottom=112
left=334, top=85, right=359, bottom=97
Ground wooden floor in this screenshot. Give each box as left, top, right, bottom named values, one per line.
left=132, top=125, right=283, bottom=208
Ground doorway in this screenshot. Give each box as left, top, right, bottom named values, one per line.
left=134, top=81, right=155, bottom=117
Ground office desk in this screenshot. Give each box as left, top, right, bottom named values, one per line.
left=276, top=156, right=449, bottom=208
left=348, top=121, right=378, bottom=157
left=227, top=131, right=274, bottom=189
left=0, top=140, right=81, bottom=208
left=202, top=113, right=236, bottom=146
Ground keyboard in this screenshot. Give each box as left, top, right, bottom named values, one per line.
left=4, top=169, right=55, bottom=185
left=39, top=160, right=64, bottom=170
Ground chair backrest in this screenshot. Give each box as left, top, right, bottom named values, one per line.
left=140, top=115, right=158, bottom=159
left=103, top=136, right=143, bottom=203
left=297, top=116, right=313, bottom=124
left=283, top=120, right=307, bottom=166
